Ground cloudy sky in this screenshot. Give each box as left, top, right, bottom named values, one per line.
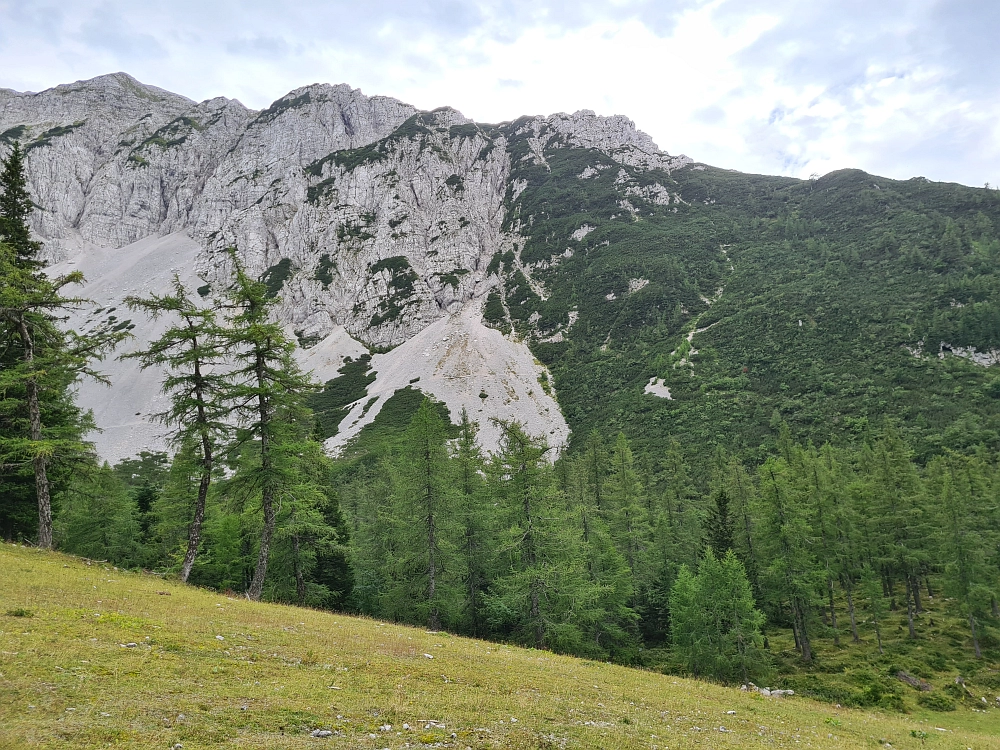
left=2, top=0, right=997, bottom=187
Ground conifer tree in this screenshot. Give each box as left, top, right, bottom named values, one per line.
left=605, top=432, right=650, bottom=583
left=929, top=453, right=997, bottom=658
left=0, top=242, right=121, bottom=548
left=486, top=420, right=608, bottom=654
left=452, top=409, right=492, bottom=636
left=382, top=399, right=459, bottom=629
left=670, top=549, right=768, bottom=683
left=218, top=252, right=318, bottom=600
left=704, top=488, right=735, bottom=557
left=0, top=142, right=42, bottom=268
left=54, top=462, right=143, bottom=566
left=865, top=426, right=928, bottom=639
left=757, top=457, right=818, bottom=661
left=659, top=439, right=702, bottom=570
left=123, top=276, right=229, bottom=581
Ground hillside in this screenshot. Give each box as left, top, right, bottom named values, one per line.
left=2, top=543, right=998, bottom=750
left=4, top=74, right=1000, bottom=467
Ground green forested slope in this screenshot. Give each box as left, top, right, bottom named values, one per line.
left=490, top=132, right=1000, bottom=467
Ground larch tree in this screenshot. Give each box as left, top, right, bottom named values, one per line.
left=123, top=276, right=229, bottom=581
left=0, top=240, right=121, bottom=548
left=382, top=398, right=459, bottom=630
left=218, top=252, right=317, bottom=601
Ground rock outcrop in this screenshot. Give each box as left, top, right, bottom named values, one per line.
left=1, top=73, right=691, bottom=459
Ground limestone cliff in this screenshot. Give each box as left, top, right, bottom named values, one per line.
left=1, top=73, right=691, bottom=459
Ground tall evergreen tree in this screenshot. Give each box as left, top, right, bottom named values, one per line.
left=0, top=242, right=120, bottom=548
left=670, top=549, right=768, bottom=684
left=704, top=488, right=735, bottom=558
left=452, top=409, right=492, bottom=636
left=123, top=276, right=229, bottom=581
left=0, top=142, right=42, bottom=268
left=382, top=399, right=459, bottom=629
left=757, top=457, right=819, bottom=662
left=218, top=252, right=318, bottom=600
left=486, top=420, right=610, bottom=655
left=604, top=432, right=649, bottom=582
left=928, top=453, right=997, bottom=658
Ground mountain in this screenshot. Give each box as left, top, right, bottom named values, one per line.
left=4, top=73, right=1000, bottom=465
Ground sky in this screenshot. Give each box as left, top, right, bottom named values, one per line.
left=1, top=0, right=998, bottom=187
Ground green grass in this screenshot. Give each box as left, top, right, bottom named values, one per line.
left=2, top=543, right=999, bottom=749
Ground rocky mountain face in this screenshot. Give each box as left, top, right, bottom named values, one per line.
left=1, top=73, right=690, bottom=459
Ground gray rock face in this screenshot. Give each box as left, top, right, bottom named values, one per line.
left=2, top=73, right=690, bottom=457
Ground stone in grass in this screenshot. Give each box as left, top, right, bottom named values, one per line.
left=310, top=729, right=334, bottom=738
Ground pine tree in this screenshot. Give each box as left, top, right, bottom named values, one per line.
left=721, top=457, right=761, bottom=596
left=486, top=420, right=607, bottom=654
left=123, top=276, right=229, bottom=581
left=659, top=439, right=702, bottom=570
left=452, top=409, right=492, bottom=636
left=604, top=432, right=650, bottom=583
left=54, top=462, right=144, bottom=566
left=704, top=488, right=735, bottom=557
left=929, top=453, right=997, bottom=658
left=757, top=456, right=819, bottom=662
left=865, top=426, right=928, bottom=639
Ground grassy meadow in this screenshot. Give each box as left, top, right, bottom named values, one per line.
left=1, top=542, right=998, bottom=749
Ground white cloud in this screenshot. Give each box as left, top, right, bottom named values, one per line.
left=1, top=0, right=998, bottom=187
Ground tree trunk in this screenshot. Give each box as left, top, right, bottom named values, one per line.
left=293, top=532, right=306, bottom=605
left=248, top=480, right=275, bottom=601
left=969, top=613, right=982, bottom=659
left=828, top=574, right=840, bottom=646
left=873, top=613, right=884, bottom=654
left=179, top=348, right=214, bottom=582
left=925, top=575, right=934, bottom=600
left=905, top=576, right=917, bottom=639
left=248, top=359, right=275, bottom=601
left=911, top=574, right=923, bottom=613
left=180, top=427, right=213, bottom=583
left=844, top=577, right=860, bottom=643
left=18, top=316, right=52, bottom=549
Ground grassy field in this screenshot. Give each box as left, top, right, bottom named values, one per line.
left=1, top=543, right=998, bottom=749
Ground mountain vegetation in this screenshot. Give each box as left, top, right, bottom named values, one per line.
left=4, top=86, right=1000, bottom=720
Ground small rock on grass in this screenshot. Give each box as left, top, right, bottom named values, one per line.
left=310, top=729, right=333, bottom=738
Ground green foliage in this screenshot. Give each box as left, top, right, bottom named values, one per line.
left=313, top=253, right=336, bottom=288
left=0, top=142, right=42, bottom=264
left=54, top=463, right=145, bottom=566
left=25, top=121, right=85, bottom=151
left=670, top=549, right=769, bottom=684
left=260, top=257, right=294, bottom=298
left=254, top=91, right=312, bottom=125
left=488, top=132, right=1000, bottom=470
left=0, top=125, right=28, bottom=145
left=308, top=355, right=375, bottom=440
left=368, top=255, right=418, bottom=327
left=918, top=691, right=957, bottom=711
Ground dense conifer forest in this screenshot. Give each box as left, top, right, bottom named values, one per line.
left=3, top=139, right=1000, bottom=710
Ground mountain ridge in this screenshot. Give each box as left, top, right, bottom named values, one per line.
left=4, top=73, right=1000, bottom=467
